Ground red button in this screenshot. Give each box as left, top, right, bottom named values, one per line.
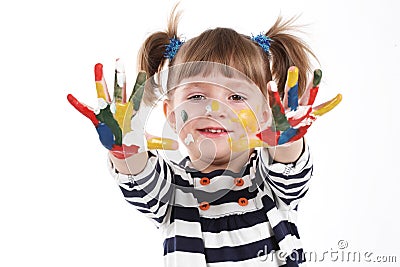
left=200, top=177, right=210, bottom=185
left=234, top=178, right=244, bottom=186
left=199, top=202, right=210, bottom=210
left=238, top=197, right=248, bottom=206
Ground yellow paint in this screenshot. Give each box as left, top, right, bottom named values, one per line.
left=211, top=100, right=219, bottom=111
left=312, top=93, right=342, bottom=116
left=147, top=137, right=178, bottom=150
left=287, top=67, right=299, bottom=88
left=96, top=82, right=107, bottom=100
left=229, top=137, right=266, bottom=152
left=115, top=102, right=133, bottom=134
left=232, top=109, right=259, bottom=133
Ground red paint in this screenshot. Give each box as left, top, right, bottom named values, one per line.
left=288, top=125, right=310, bottom=143
left=270, top=90, right=285, bottom=114
left=94, top=63, right=103, bottom=81
left=111, top=144, right=140, bottom=159
left=256, top=127, right=280, bottom=146
left=307, top=86, right=319, bottom=105
left=288, top=108, right=312, bottom=127
left=67, top=94, right=99, bottom=126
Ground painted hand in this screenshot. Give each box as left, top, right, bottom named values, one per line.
left=256, top=66, right=342, bottom=146
left=67, top=60, right=178, bottom=159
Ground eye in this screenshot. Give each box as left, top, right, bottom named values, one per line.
left=229, top=94, right=246, bottom=101
left=188, top=94, right=206, bottom=101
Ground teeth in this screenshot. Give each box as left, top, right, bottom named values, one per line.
left=205, top=129, right=225, bottom=133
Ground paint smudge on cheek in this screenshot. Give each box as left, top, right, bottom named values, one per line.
left=232, top=109, right=259, bottom=133
left=211, top=100, right=219, bottom=111
left=184, top=133, right=194, bottom=145
left=181, top=110, right=188, bottom=123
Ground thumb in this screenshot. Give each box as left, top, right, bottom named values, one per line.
left=67, top=94, right=99, bottom=126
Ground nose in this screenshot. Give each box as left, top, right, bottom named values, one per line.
left=206, top=100, right=227, bottom=118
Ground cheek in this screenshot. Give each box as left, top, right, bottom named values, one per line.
left=173, top=101, right=210, bottom=130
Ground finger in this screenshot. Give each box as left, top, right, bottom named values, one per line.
left=67, top=94, right=99, bottom=126
left=268, top=81, right=290, bottom=131
left=229, top=137, right=266, bottom=152
left=283, top=66, right=299, bottom=111
left=300, top=69, right=322, bottom=106
left=312, top=93, right=342, bottom=116
left=129, top=71, right=147, bottom=112
left=114, top=102, right=134, bottom=135
left=146, top=133, right=179, bottom=150
left=94, top=63, right=111, bottom=102
left=114, top=58, right=127, bottom=103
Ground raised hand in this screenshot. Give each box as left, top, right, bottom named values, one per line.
left=256, top=66, right=342, bottom=146
left=67, top=60, right=178, bottom=159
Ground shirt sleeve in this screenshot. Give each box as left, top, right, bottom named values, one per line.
left=107, top=151, right=175, bottom=228
left=259, top=141, right=313, bottom=210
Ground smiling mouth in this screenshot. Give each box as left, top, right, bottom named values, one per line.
left=198, top=127, right=230, bottom=137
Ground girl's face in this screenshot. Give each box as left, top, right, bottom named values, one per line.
left=164, top=72, right=269, bottom=172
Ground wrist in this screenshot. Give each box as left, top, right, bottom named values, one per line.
left=268, top=137, right=304, bottom=164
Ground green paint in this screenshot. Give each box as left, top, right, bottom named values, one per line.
left=129, top=72, right=146, bottom=112
left=313, top=69, right=322, bottom=87
left=181, top=110, right=188, bottom=123
left=271, top=105, right=290, bottom=131
left=114, top=86, right=123, bottom=102
left=96, top=105, right=123, bottom=145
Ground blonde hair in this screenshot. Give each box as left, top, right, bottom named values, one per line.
left=138, top=6, right=316, bottom=105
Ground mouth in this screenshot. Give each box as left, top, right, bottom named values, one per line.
left=197, top=127, right=230, bottom=137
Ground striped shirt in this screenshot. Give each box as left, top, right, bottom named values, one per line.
left=108, top=145, right=313, bottom=267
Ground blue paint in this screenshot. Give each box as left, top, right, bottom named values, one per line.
left=278, top=127, right=298, bottom=145
left=288, top=83, right=299, bottom=111
left=96, top=122, right=115, bottom=150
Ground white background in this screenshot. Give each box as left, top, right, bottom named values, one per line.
left=1, top=0, right=399, bottom=266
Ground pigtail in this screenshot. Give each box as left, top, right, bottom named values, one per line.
left=266, top=16, right=317, bottom=98
left=137, top=5, right=181, bottom=105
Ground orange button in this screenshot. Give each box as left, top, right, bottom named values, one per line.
left=200, top=177, right=210, bottom=186
left=199, top=202, right=210, bottom=210
left=238, top=197, right=248, bottom=206
left=234, top=178, right=244, bottom=186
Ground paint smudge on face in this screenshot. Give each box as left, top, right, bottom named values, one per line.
left=232, top=109, right=259, bottom=133
left=211, top=100, right=219, bottom=111
left=181, top=110, right=188, bottom=123
left=184, top=133, right=194, bottom=145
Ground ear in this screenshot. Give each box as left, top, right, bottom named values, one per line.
left=163, top=99, right=176, bottom=132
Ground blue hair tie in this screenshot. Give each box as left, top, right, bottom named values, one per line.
left=164, top=37, right=184, bottom=60
left=251, top=34, right=272, bottom=53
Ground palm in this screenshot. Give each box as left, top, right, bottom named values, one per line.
left=257, top=66, right=342, bottom=146
left=67, top=60, right=178, bottom=159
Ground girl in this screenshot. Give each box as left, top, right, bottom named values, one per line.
left=67, top=7, right=341, bottom=267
